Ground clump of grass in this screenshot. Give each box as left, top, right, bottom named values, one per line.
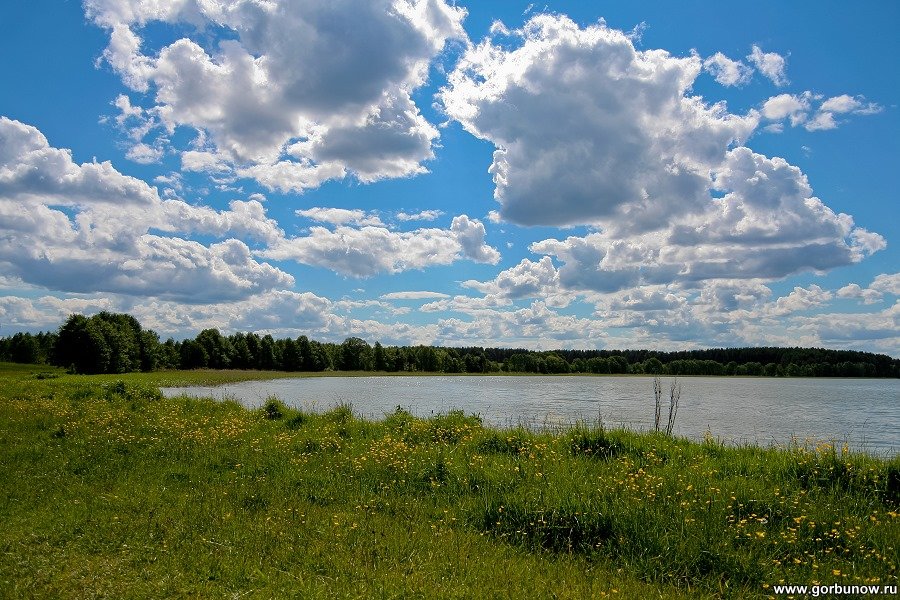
left=568, top=424, right=628, bottom=459
left=32, top=371, right=59, bottom=380
left=326, top=401, right=354, bottom=424
left=480, top=501, right=614, bottom=553
left=475, top=430, right=530, bottom=455
left=285, top=410, right=308, bottom=430
left=262, top=396, right=285, bottom=420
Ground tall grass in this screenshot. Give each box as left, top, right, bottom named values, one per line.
left=0, top=363, right=896, bottom=598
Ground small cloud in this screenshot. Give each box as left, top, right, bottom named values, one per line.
left=261, top=214, right=500, bottom=277
left=489, top=20, right=510, bottom=36
left=295, top=207, right=383, bottom=227
left=761, top=92, right=879, bottom=133
left=804, top=111, right=837, bottom=131
left=803, top=94, right=883, bottom=132
left=153, top=173, right=183, bottom=192
left=836, top=283, right=882, bottom=305
left=451, top=215, right=501, bottom=264
left=761, top=92, right=810, bottom=124
left=627, top=22, right=647, bottom=42
left=181, top=150, right=231, bottom=173
left=820, top=94, right=881, bottom=115
left=747, top=45, right=789, bottom=87
left=381, top=291, right=451, bottom=300
left=125, top=142, right=163, bottom=164
left=703, top=52, right=753, bottom=87
left=396, top=209, right=444, bottom=222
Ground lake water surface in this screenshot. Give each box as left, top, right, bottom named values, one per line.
left=161, top=376, right=900, bottom=454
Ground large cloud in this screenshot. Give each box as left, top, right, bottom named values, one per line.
left=260, top=213, right=499, bottom=277
left=470, top=147, right=884, bottom=298
left=0, top=117, right=292, bottom=301
left=86, top=0, right=467, bottom=189
left=0, top=117, right=159, bottom=206
left=440, top=14, right=758, bottom=229
left=438, top=16, right=883, bottom=297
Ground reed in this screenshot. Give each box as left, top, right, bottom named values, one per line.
left=653, top=375, right=681, bottom=435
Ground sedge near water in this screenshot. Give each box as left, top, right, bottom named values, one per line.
left=162, top=375, right=900, bottom=454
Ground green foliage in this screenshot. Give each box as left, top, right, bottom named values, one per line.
left=339, top=337, right=373, bottom=371
left=6, top=332, right=41, bottom=364
left=51, top=312, right=160, bottom=374
left=0, top=365, right=897, bottom=598
left=195, top=328, right=232, bottom=369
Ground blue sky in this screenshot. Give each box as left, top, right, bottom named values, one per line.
left=0, top=0, right=897, bottom=355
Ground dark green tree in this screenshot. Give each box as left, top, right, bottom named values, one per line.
left=8, top=332, right=40, bottom=364
left=196, top=328, right=232, bottom=369
left=180, top=339, right=208, bottom=369
left=55, top=314, right=112, bottom=374
left=297, top=335, right=312, bottom=371
left=340, top=337, right=372, bottom=371
left=280, top=337, right=301, bottom=371
left=258, top=335, right=278, bottom=370
left=373, top=341, right=387, bottom=371
left=307, top=340, right=331, bottom=371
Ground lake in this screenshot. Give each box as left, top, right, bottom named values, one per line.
left=161, top=375, right=900, bottom=454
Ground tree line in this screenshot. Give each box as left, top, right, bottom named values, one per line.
left=1, top=311, right=897, bottom=377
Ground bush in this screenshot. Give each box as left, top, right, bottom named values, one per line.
left=263, top=397, right=285, bottom=420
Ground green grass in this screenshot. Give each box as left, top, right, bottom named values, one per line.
left=0, top=364, right=897, bottom=598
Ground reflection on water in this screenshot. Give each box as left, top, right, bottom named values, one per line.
left=161, top=375, right=900, bottom=454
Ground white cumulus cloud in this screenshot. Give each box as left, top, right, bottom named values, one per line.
left=0, top=117, right=293, bottom=301
left=397, top=209, right=444, bottom=221
left=260, top=214, right=499, bottom=277
left=440, top=14, right=758, bottom=230
left=464, top=147, right=884, bottom=299
left=296, top=207, right=384, bottom=227
left=761, top=92, right=881, bottom=132
left=703, top=52, right=753, bottom=87
left=85, top=0, right=468, bottom=191
left=381, top=291, right=451, bottom=300
left=747, top=45, right=788, bottom=86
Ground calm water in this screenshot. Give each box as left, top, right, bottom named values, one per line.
left=161, top=376, right=900, bottom=454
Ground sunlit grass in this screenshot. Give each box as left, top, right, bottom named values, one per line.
left=0, top=363, right=896, bottom=598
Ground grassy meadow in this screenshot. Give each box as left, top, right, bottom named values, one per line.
left=0, top=363, right=897, bottom=598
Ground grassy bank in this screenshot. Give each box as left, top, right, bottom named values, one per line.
left=1, top=364, right=897, bottom=598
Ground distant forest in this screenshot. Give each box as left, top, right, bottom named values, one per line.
left=1, top=311, right=898, bottom=378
